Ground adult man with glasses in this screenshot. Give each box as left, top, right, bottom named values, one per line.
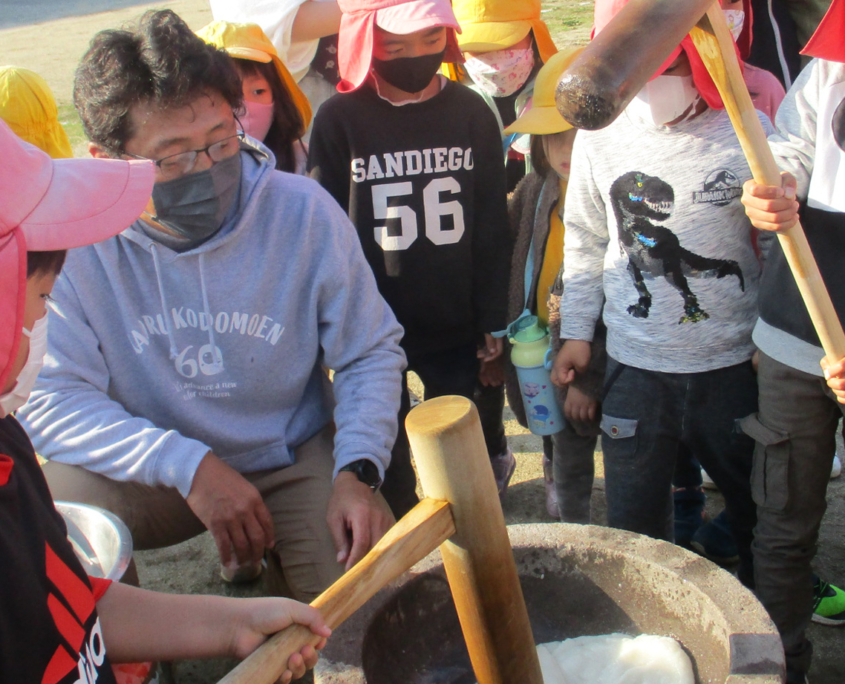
left=17, top=9, right=406, bottom=600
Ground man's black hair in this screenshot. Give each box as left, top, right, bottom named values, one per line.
left=74, top=9, right=244, bottom=156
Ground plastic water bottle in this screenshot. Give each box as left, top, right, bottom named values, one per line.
left=509, top=316, right=565, bottom=436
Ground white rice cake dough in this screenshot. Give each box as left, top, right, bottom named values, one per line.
left=534, top=633, right=695, bottom=684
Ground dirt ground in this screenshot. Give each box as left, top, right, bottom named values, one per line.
left=1, top=1, right=843, bottom=682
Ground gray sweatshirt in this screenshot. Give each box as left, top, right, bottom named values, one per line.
left=19, top=143, right=406, bottom=497
left=561, top=106, right=772, bottom=373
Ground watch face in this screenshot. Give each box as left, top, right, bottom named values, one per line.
left=358, top=459, right=382, bottom=489
left=342, top=459, right=382, bottom=489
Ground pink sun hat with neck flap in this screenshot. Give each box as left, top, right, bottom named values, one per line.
left=0, top=120, right=154, bottom=390
left=336, top=0, right=463, bottom=93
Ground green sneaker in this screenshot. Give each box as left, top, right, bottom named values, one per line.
left=812, top=576, right=845, bottom=626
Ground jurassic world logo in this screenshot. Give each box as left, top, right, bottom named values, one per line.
left=692, top=169, right=742, bottom=207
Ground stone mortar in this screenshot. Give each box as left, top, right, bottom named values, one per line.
left=315, top=523, right=784, bottom=684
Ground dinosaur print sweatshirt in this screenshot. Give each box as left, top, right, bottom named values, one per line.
left=561, top=105, right=773, bottom=374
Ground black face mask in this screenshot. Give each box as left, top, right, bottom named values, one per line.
left=371, top=49, right=447, bottom=94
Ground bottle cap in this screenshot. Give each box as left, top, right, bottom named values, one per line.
left=511, top=315, right=548, bottom=343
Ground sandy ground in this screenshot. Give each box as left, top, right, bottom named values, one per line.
left=2, top=1, right=843, bottom=682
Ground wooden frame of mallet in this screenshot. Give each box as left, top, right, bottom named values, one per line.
left=217, top=396, right=544, bottom=684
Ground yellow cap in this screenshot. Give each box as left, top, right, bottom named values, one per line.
left=196, top=20, right=313, bottom=135
left=0, top=66, right=73, bottom=159
left=452, top=0, right=557, bottom=62
left=504, top=47, right=584, bottom=136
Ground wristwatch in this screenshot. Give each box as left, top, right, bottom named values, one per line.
left=339, top=459, right=383, bottom=491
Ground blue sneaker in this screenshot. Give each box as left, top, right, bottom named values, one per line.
left=691, top=510, right=738, bottom=565
left=673, top=486, right=705, bottom=548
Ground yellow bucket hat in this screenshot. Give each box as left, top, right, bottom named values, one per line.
left=196, top=20, right=313, bottom=135
left=452, top=0, right=557, bottom=62
left=504, top=47, right=584, bottom=136
left=0, top=66, right=72, bottom=159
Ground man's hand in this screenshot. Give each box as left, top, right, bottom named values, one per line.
left=186, top=452, right=275, bottom=570
left=477, top=334, right=504, bottom=363
left=327, top=472, right=395, bottom=571
left=564, top=384, right=598, bottom=424
left=551, top=340, right=591, bottom=387
left=821, top=356, right=845, bottom=404
left=741, top=172, right=799, bottom=233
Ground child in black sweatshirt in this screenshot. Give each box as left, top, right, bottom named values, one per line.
left=309, top=0, right=512, bottom=517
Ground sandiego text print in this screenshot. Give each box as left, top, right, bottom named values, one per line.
left=352, top=147, right=472, bottom=252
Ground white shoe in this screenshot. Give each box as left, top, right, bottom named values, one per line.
left=831, top=454, right=842, bottom=479
left=701, top=468, right=718, bottom=490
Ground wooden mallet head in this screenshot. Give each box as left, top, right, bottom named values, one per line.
left=555, top=0, right=715, bottom=130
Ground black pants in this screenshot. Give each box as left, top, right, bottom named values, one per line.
left=380, top=344, right=507, bottom=518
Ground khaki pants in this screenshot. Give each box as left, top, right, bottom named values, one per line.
left=43, top=427, right=344, bottom=602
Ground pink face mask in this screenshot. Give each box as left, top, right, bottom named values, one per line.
left=463, top=47, right=535, bottom=98
left=240, top=100, right=275, bottom=142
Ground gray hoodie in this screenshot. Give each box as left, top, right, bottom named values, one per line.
left=19, top=143, right=406, bottom=497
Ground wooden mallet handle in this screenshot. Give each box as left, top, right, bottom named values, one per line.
left=407, top=396, right=544, bottom=684
left=217, top=498, right=455, bottom=684
left=691, top=3, right=845, bottom=362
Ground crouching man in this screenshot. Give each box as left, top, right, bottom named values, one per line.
left=18, top=9, right=406, bottom=600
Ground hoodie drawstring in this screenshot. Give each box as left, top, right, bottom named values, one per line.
left=150, top=244, right=179, bottom=360
left=198, top=253, right=223, bottom=371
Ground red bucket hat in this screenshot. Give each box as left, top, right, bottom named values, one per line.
left=801, top=0, right=845, bottom=63
left=336, top=0, right=463, bottom=93
left=0, top=120, right=154, bottom=390
left=593, top=0, right=742, bottom=110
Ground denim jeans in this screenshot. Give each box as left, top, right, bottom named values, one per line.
left=600, top=357, right=758, bottom=587
left=748, top=351, right=845, bottom=684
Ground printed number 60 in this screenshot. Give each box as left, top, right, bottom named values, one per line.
left=372, top=178, right=465, bottom=251
left=175, top=344, right=224, bottom=378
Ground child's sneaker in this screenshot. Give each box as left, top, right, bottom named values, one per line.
left=831, top=454, right=842, bottom=479
left=701, top=467, right=718, bottom=490
left=690, top=510, right=739, bottom=565
left=490, top=447, right=516, bottom=500
left=812, top=575, right=845, bottom=626
left=673, top=486, right=705, bottom=548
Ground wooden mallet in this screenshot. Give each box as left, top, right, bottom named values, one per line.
left=557, top=0, right=845, bottom=364
left=217, top=396, right=543, bottom=684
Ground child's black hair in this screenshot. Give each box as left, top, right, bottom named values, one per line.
left=235, top=59, right=305, bottom=174
left=27, top=251, right=67, bottom=278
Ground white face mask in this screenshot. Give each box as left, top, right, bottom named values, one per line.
left=723, top=9, right=745, bottom=41
left=463, top=47, right=535, bottom=97
left=0, top=314, right=49, bottom=418
left=628, top=73, right=700, bottom=126
left=240, top=100, right=275, bottom=142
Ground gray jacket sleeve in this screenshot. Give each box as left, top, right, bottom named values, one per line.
left=19, top=273, right=211, bottom=497
left=314, top=199, right=407, bottom=481
left=560, top=133, right=608, bottom=342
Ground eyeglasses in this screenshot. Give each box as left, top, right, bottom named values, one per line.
left=126, top=133, right=244, bottom=181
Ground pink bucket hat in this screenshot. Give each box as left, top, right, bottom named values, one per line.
left=337, top=0, right=463, bottom=93
left=0, top=120, right=154, bottom=390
